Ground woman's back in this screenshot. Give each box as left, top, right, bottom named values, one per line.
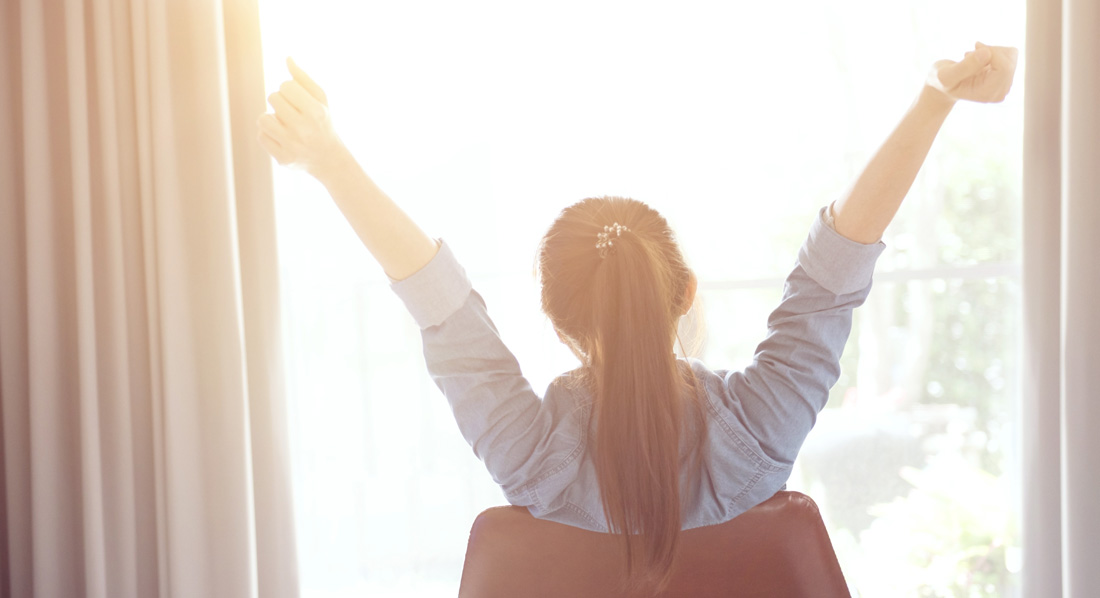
left=390, top=204, right=883, bottom=532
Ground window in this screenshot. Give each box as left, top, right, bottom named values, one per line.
left=259, top=1, right=1024, bottom=595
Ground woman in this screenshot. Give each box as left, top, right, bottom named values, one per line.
left=257, top=41, right=1017, bottom=591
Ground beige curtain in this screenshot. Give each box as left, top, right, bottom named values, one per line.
left=1022, top=0, right=1100, bottom=595
left=0, top=0, right=298, bottom=596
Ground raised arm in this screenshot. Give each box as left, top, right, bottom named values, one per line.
left=257, top=58, right=438, bottom=280
left=257, top=59, right=575, bottom=506
left=832, top=42, right=1018, bottom=244
left=725, top=42, right=1019, bottom=464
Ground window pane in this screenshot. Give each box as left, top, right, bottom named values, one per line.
left=698, top=275, right=1021, bottom=595
left=259, top=1, right=1024, bottom=596
left=806, top=276, right=1020, bottom=596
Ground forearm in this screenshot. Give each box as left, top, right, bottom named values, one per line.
left=832, top=85, right=956, bottom=244
left=312, top=147, right=439, bottom=281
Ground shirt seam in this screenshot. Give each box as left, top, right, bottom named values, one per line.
left=728, top=468, right=768, bottom=509
left=701, top=383, right=787, bottom=473
left=563, top=501, right=604, bottom=531
left=526, top=421, right=588, bottom=488
left=522, top=406, right=590, bottom=513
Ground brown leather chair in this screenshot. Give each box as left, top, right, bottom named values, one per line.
left=458, top=491, right=851, bottom=598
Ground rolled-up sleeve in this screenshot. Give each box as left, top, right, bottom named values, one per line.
left=718, top=207, right=885, bottom=465
left=799, top=205, right=884, bottom=295
left=389, top=242, right=472, bottom=328
left=390, top=242, right=570, bottom=505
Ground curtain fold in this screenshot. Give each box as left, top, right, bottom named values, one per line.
left=1022, top=0, right=1100, bottom=595
left=0, top=0, right=299, bottom=596
left=1058, top=0, right=1100, bottom=592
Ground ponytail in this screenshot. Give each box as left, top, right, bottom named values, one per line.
left=593, top=234, right=684, bottom=591
left=538, top=197, right=703, bottom=593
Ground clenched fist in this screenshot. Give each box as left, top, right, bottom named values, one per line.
left=926, top=42, right=1019, bottom=104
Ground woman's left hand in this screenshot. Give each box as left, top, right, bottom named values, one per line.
left=927, top=42, right=1019, bottom=104
left=257, top=58, right=345, bottom=176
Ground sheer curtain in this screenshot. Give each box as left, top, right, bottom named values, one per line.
left=1021, top=0, right=1100, bottom=595
left=0, top=0, right=297, bottom=596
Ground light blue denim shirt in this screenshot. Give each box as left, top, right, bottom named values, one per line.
left=391, top=206, right=885, bottom=532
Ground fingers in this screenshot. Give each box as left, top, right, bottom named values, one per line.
left=258, top=130, right=294, bottom=165
left=990, top=45, right=1019, bottom=101
left=932, top=41, right=1020, bottom=104
left=970, top=42, right=1018, bottom=102
left=988, top=44, right=1019, bottom=72
left=267, top=91, right=303, bottom=128
left=279, top=79, right=324, bottom=121
left=287, top=57, right=328, bottom=106
left=937, top=45, right=992, bottom=89
left=257, top=113, right=291, bottom=146
left=256, top=59, right=338, bottom=170
left=970, top=42, right=1019, bottom=79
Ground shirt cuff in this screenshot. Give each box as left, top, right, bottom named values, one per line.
left=389, top=241, right=473, bottom=329
left=822, top=201, right=837, bottom=231
left=798, top=205, right=886, bottom=295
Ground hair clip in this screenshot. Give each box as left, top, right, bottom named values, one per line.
left=596, top=222, right=630, bottom=258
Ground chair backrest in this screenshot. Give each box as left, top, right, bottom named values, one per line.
left=458, top=490, right=851, bottom=598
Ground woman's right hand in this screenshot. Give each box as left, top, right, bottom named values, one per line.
left=257, top=58, right=347, bottom=178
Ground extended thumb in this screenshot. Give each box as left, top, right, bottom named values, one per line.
left=287, top=57, right=328, bottom=105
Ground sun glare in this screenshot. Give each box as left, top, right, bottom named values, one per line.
left=258, top=1, right=1023, bottom=596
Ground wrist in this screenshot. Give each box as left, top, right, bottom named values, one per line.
left=918, top=83, right=958, bottom=114
left=307, top=140, right=355, bottom=185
